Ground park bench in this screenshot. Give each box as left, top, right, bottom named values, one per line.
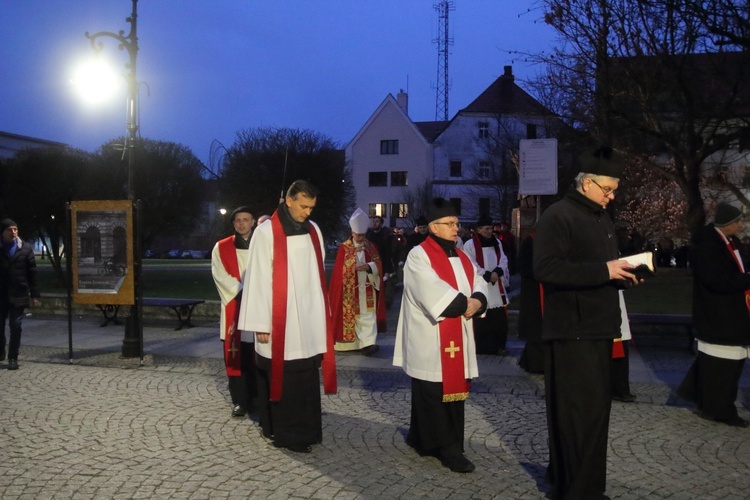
left=96, top=298, right=205, bottom=330
left=627, top=312, right=694, bottom=351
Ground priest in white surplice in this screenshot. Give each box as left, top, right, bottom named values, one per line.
left=211, top=206, right=257, bottom=418
left=394, top=198, right=487, bottom=473
left=462, top=214, right=510, bottom=355
left=237, top=180, right=337, bottom=454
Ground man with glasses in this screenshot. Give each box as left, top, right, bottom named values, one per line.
left=394, top=198, right=487, bottom=473
left=533, top=147, right=640, bottom=499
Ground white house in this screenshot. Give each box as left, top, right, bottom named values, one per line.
left=347, top=66, right=559, bottom=228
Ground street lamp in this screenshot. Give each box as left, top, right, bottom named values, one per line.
left=86, top=0, right=142, bottom=358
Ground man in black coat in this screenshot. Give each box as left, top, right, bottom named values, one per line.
left=534, top=148, right=640, bottom=500
left=0, top=219, right=41, bottom=370
left=677, top=203, right=750, bottom=427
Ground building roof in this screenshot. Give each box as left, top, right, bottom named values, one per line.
left=413, top=121, right=450, bottom=142
left=461, top=66, right=554, bottom=117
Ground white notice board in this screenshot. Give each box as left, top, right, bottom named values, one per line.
left=519, top=138, right=558, bottom=195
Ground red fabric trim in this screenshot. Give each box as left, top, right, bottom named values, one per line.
left=724, top=237, right=750, bottom=314
left=420, top=237, right=474, bottom=401
left=269, top=213, right=337, bottom=401
left=218, top=236, right=242, bottom=377
left=612, top=339, right=625, bottom=358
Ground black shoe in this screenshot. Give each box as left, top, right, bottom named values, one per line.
left=8, top=359, right=18, bottom=370
left=274, top=442, right=312, bottom=453
left=721, top=416, right=749, bottom=428
left=440, top=452, right=475, bottom=473
left=231, top=405, right=247, bottom=417
left=612, top=393, right=637, bottom=403
left=361, top=345, right=380, bottom=357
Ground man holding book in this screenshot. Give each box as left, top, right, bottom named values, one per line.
left=534, top=147, right=640, bottom=500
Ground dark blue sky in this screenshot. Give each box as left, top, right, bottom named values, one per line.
left=0, top=1, right=556, bottom=167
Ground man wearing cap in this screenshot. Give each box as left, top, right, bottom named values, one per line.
left=533, top=147, right=639, bottom=499
left=211, top=207, right=257, bottom=418
left=331, top=208, right=386, bottom=356
left=237, top=180, right=336, bottom=453
left=462, top=214, right=510, bottom=355
left=394, top=198, right=487, bottom=473
left=677, top=202, right=750, bottom=427
left=0, top=219, right=41, bottom=370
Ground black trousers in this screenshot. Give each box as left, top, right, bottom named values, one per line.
left=473, top=307, right=508, bottom=354
left=545, top=339, right=612, bottom=500
left=677, top=351, right=745, bottom=421
left=0, top=304, right=25, bottom=360
left=255, top=354, right=323, bottom=447
left=227, top=341, right=257, bottom=409
left=407, top=378, right=466, bottom=457
left=610, top=341, right=632, bottom=398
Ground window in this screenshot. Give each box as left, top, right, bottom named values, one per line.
left=478, top=121, right=490, bottom=139
left=390, top=203, right=408, bottom=218
left=380, top=139, right=399, bottom=155
left=368, top=203, right=387, bottom=218
left=450, top=198, right=462, bottom=216
left=391, top=171, right=408, bottom=186
left=478, top=198, right=490, bottom=216
left=526, top=124, right=538, bottom=139
left=450, top=161, right=462, bottom=178
left=478, top=161, right=491, bottom=179
left=368, top=172, right=387, bottom=187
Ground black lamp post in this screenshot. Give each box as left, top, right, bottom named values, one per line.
left=86, top=0, right=143, bottom=358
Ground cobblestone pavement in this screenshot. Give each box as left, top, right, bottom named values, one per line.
left=0, top=314, right=748, bottom=499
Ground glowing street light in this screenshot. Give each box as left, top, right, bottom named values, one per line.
left=84, top=0, right=142, bottom=358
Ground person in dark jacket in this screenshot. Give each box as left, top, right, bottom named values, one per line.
left=677, top=203, right=750, bottom=427
left=533, top=148, right=640, bottom=500
left=0, top=219, right=41, bottom=370
left=517, top=232, right=544, bottom=373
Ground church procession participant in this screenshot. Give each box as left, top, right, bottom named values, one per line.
left=533, top=147, right=640, bottom=500
left=394, top=198, right=488, bottom=473
left=677, top=202, right=750, bottom=427
left=237, top=180, right=337, bottom=453
left=462, top=214, right=511, bottom=355
left=210, top=207, right=258, bottom=418
left=331, top=208, right=386, bottom=356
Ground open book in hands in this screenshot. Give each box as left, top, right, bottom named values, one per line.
left=617, top=251, right=655, bottom=285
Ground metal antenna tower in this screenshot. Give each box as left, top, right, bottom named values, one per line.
left=433, top=1, right=454, bottom=121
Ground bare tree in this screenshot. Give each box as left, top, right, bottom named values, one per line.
left=519, top=0, right=750, bottom=235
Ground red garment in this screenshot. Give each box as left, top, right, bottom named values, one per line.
left=330, top=238, right=387, bottom=342
left=420, top=237, right=475, bottom=402
left=269, top=212, right=337, bottom=402
left=217, top=236, right=242, bottom=377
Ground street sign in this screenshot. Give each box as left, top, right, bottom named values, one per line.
left=519, top=138, right=558, bottom=195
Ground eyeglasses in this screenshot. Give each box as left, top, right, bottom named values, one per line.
left=433, top=222, right=461, bottom=228
left=589, top=178, right=617, bottom=197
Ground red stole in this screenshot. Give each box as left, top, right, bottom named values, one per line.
left=270, top=211, right=337, bottom=402
left=218, top=236, right=242, bottom=377
left=421, top=237, right=475, bottom=402
left=723, top=235, right=750, bottom=314
left=331, top=239, right=386, bottom=342
left=471, top=234, right=508, bottom=305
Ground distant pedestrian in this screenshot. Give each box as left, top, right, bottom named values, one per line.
left=211, top=207, right=257, bottom=418
left=677, top=202, right=750, bottom=427
left=0, top=219, right=41, bottom=370
left=518, top=232, right=544, bottom=374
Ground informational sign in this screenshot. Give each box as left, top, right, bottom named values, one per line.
left=71, top=200, right=135, bottom=305
left=519, top=138, right=558, bottom=195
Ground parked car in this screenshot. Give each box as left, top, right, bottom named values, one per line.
left=164, top=249, right=181, bottom=259
left=179, top=249, right=205, bottom=259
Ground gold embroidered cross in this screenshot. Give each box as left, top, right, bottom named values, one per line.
left=444, top=341, right=461, bottom=358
